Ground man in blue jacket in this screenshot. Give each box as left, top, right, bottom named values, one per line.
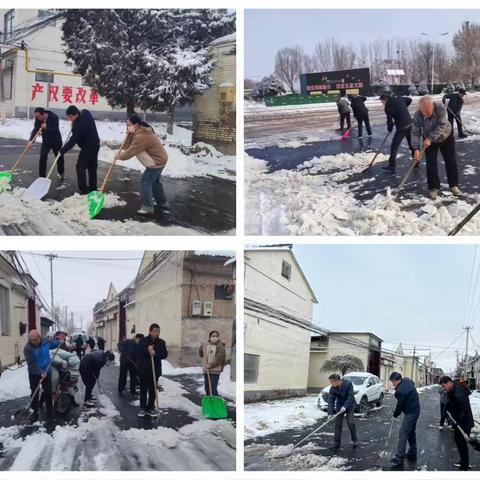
left=60, top=105, right=100, bottom=195
left=27, top=107, right=65, bottom=179
left=23, top=329, right=61, bottom=420
left=389, top=372, right=421, bottom=467
left=327, top=373, right=358, bottom=449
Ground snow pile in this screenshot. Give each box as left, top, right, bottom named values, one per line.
left=283, top=452, right=349, bottom=471
left=0, top=189, right=205, bottom=236
left=98, top=142, right=235, bottom=181
left=122, top=427, right=181, bottom=448
left=162, top=360, right=203, bottom=376
left=470, top=391, right=480, bottom=427
left=245, top=151, right=480, bottom=236
left=0, top=364, right=30, bottom=401
left=244, top=394, right=326, bottom=440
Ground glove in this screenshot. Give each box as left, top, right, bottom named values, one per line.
left=339, top=406, right=347, bottom=414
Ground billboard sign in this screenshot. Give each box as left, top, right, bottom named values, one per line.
left=300, top=68, right=371, bottom=96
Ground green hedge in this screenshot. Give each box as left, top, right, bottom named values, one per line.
left=265, top=94, right=338, bottom=107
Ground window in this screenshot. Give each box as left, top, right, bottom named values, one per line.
left=0, top=285, right=11, bottom=336
left=244, top=353, right=260, bottom=384
left=281, top=260, right=291, bottom=280
left=214, top=284, right=233, bottom=300
left=3, top=60, right=13, bottom=100
left=35, top=71, right=54, bottom=83
left=4, top=10, right=14, bottom=40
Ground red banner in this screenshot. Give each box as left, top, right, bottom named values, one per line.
left=31, top=82, right=100, bottom=106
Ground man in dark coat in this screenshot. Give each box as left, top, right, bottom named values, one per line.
left=327, top=373, right=358, bottom=449
left=117, top=333, right=144, bottom=396
left=28, top=107, right=65, bottom=179
left=349, top=94, right=372, bottom=138
left=79, top=349, right=115, bottom=407
left=97, top=337, right=106, bottom=351
left=60, top=105, right=100, bottom=194
left=336, top=94, right=351, bottom=130
left=75, top=335, right=84, bottom=360
left=137, top=323, right=168, bottom=418
left=86, top=336, right=96, bottom=351
left=389, top=372, right=421, bottom=467
left=380, top=94, right=414, bottom=173
left=440, top=376, right=475, bottom=470
left=442, top=89, right=467, bottom=138
left=23, top=330, right=61, bottom=420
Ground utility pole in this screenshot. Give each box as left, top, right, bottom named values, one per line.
left=45, top=253, right=58, bottom=325
left=411, top=345, right=416, bottom=378
left=421, top=32, right=449, bottom=94
left=464, top=326, right=473, bottom=381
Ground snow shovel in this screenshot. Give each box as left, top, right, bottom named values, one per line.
left=87, top=133, right=130, bottom=220
left=201, top=345, right=227, bottom=419
left=375, top=417, right=397, bottom=471
left=13, top=342, right=63, bottom=423
left=447, top=412, right=480, bottom=451
left=341, top=128, right=351, bottom=140
left=394, top=144, right=425, bottom=201
left=0, top=127, right=43, bottom=192
left=271, top=411, right=343, bottom=458
left=151, top=355, right=160, bottom=410
left=361, top=131, right=391, bottom=173
left=22, top=132, right=71, bottom=201
left=446, top=106, right=474, bottom=135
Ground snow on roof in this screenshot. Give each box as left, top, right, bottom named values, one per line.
left=193, top=251, right=234, bottom=258
left=210, top=32, right=236, bottom=46
left=219, top=82, right=234, bottom=88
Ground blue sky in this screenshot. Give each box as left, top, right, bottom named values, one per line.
left=292, top=244, right=480, bottom=370
left=245, top=9, right=480, bottom=79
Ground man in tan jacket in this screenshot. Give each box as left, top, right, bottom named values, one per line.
left=118, top=114, right=169, bottom=215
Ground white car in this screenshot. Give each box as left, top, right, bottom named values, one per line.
left=317, top=372, right=385, bottom=413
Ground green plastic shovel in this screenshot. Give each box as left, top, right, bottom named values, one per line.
left=0, top=127, right=43, bottom=193
left=87, top=134, right=130, bottom=220
left=201, top=345, right=228, bottom=419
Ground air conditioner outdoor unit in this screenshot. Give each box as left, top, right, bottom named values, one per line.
left=203, top=301, right=213, bottom=317
left=192, top=301, right=202, bottom=316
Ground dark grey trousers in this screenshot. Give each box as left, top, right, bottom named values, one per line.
left=396, top=412, right=419, bottom=459
left=334, top=408, right=358, bottom=446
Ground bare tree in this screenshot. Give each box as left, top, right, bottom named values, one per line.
left=453, top=21, right=480, bottom=88
left=274, top=45, right=307, bottom=93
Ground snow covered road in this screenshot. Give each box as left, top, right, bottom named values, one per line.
left=245, top=106, right=480, bottom=235
left=0, top=363, right=236, bottom=471
left=245, top=386, right=480, bottom=471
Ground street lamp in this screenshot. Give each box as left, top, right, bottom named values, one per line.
left=421, top=32, right=449, bottom=95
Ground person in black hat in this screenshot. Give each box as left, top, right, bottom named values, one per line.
left=442, top=89, right=468, bottom=138
left=380, top=93, right=414, bottom=173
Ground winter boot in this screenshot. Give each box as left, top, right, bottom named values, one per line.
left=390, top=456, right=404, bottom=466
left=137, top=409, right=147, bottom=418
left=451, top=186, right=463, bottom=196
left=429, top=189, right=439, bottom=200
left=147, top=409, right=158, bottom=418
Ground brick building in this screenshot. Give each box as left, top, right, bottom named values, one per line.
left=192, top=32, right=236, bottom=155
left=133, top=251, right=235, bottom=367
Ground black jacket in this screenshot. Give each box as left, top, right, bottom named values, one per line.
left=118, top=338, right=139, bottom=367
left=385, top=96, right=413, bottom=132
left=30, top=111, right=62, bottom=145
left=97, top=337, right=105, bottom=350
left=327, top=379, right=357, bottom=415
left=137, top=335, right=168, bottom=377
left=442, top=93, right=464, bottom=115
left=61, top=109, right=100, bottom=154
left=393, top=377, right=420, bottom=418
left=350, top=96, right=369, bottom=118
left=445, top=382, right=474, bottom=430
left=87, top=337, right=95, bottom=349
left=80, top=350, right=107, bottom=377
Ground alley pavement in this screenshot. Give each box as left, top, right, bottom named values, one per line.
left=245, top=386, right=480, bottom=471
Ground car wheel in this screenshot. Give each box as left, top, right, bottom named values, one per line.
left=359, top=396, right=368, bottom=413
left=376, top=392, right=384, bottom=407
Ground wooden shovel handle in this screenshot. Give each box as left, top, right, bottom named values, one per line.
left=46, top=132, right=72, bottom=179
left=151, top=354, right=160, bottom=409
left=11, top=127, right=43, bottom=173
left=99, top=134, right=130, bottom=193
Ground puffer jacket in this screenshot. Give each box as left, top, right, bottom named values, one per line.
left=199, top=341, right=226, bottom=374
left=118, top=126, right=168, bottom=169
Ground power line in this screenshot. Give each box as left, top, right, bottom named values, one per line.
left=24, top=252, right=142, bottom=262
